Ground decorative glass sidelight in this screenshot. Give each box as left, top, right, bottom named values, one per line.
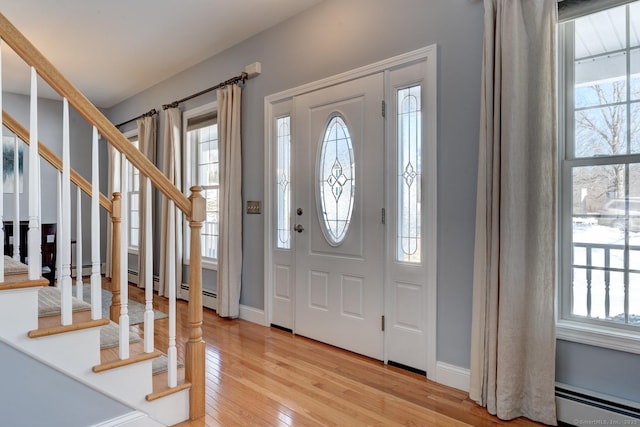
left=397, top=85, right=422, bottom=263
left=318, top=114, right=355, bottom=245
left=276, top=116, right=291, bottom=249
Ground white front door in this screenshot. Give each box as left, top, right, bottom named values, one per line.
left=293, top=73, right=385, bottom=360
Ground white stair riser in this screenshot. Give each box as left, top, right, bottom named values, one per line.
left=0, top=287, right=190, bottom=425
left=0, top=288, right=39, bottom=338
left=91, top=361, right=153, bottom=404
left=144, top=388, right=190, bottom=426
left=17, top=328, right=101, bottom=373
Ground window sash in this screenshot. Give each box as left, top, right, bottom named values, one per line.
left=559, top=4, right=640, bottom=337
left=188, top=119, right=219, bottom=262
left=275, top=115, right=291, bottom=250
left=395, top=84, right=422, bottom=264
left=127, top=138, right=140, bottom=251
left=558, top=0, right=637, bottom=22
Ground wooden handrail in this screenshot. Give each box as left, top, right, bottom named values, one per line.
left=3, top=111, right=112, bottom=212
left=0, top=12, right=206, bottom=420
left=0, top=12, right=191, bottom=216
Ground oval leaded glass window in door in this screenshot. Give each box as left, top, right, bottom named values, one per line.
left=317, top=114, right=355, bottom=246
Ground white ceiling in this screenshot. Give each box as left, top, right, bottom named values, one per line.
left=0, top=0, right=323, bottom=108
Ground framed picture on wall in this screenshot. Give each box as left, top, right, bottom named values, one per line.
left=3, top=135, right=24, bottom=193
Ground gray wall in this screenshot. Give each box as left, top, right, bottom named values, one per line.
left=0, top=340, right=133, bottom=426
left=104, top=0, right=640, bottom=406
left=107, top=0, right=484, bottom=370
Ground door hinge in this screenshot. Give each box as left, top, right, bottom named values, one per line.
left=381, top=208, right=386, bottom=224
left=381, top=315, right=385, bottom=331
left=381, top=100, right=386, bottom=117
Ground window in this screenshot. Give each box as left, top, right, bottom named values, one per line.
left=126, top=135, right=140, bottom=251
left=275, top=115, right=291, bottom=249
left=185, top=109, right=219, bottom=262
left=317, top=114, right=355, bottom=246
left=559, top=2, right=640, bottom=347
left=396, top=85, right=422, bottom=263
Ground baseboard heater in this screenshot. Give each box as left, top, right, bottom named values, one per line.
left=556, top=384, right=640, bottom=426
left=127, top=269, right=160, bottom=282
left=180, top=283, right=216, bottom=299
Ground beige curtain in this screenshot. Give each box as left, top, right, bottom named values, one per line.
left=159, top=108, right=183, bottom=298
left=217, top=84, right=243, bottom=318
left=136, top=116, right=156, bottom=288
left=469, top=1, right=557, bottom=425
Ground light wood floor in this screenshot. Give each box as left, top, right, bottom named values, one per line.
left=127, top=285, right=542, bottom=427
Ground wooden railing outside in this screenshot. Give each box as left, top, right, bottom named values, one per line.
left=572, top=241, right=640, bottom=324
left=0, top=12, right=205, bottom=419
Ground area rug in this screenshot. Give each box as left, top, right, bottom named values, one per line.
left=38, top=284, right=167, bottom=326
left=80, top=284, right=167, bottom=325
left=4, top=255, right=28, bottom=275
left=38, top=286, right=178, bottom=376
left=38, top=287, right=91, bottom=317
left=100, top=323, right=181, bottom=375
left=152, top=354, right=183, bottom=376
left=99, top=321, right=143, bottom=349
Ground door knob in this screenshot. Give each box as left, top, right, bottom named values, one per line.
left=294, top=224, right=304, bottom=233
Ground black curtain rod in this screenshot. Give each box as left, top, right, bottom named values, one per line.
left=162, top=72, right=248, bottom=110
left=115, top=108, right=158, bottom=128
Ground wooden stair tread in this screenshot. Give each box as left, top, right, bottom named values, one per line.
left=99, top=339, right=148, bottom=365
left=0, top=277, right=48, bottom=290
left=147, top=367, right=190, bottom=401
left=36, top=309, right=93, bottom=329
left=28, top=315, right=109, bottom=338
left=93, top=348, right=162, bottom=373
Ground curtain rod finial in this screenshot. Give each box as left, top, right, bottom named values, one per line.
left=244, top=62, right=261, bottom=79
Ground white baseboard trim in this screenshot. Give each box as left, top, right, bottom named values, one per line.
left=69, top=263, right=106, bottom=278
left=239, top=304, right=266, bottom=325
left=92, top=411, right=163, bottom=427
left=435, top=361, right=470, bottom=393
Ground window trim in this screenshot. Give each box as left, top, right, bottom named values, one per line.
left=556, top=5, right=640, bottom=354
left=182, top=101, right=218, bottom=271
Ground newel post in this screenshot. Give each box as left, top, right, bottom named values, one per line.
left=110, top=192, right=122, bottom=322
left=186, top=186, right=206, bottom=420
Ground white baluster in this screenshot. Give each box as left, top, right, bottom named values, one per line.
left=56, top=173, right=61, bottom=287
left=144, top=176, right=154, bottom=353
left=90, top=127, right=102, bottom=320
left=60, top=98, right=72, bottom=325
left=119, top=153, right=129, bottom=359
left=37, top=134, right=41, bottom=275
left=13, top=136, right=20, bottom=263
left=0, top=42, right=4, bottom=282
left=168, top=200, right=177, bottom=388
left=28, top=67, right=41, bottom=281
left=75, top=186, right=83, bottom=299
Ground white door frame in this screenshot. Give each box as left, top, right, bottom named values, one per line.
left=263, top=44, right=438, bottom=380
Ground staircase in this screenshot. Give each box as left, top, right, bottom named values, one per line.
left=0, top=12, right=205, bottom=425
left=0, top=278, right=183, bottom=425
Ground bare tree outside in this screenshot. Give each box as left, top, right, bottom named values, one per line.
left=567, top=4, right=640, bottom=326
